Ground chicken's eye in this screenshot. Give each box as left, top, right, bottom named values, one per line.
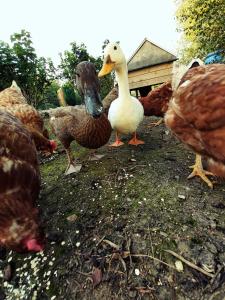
left=114, top=46, right=117, bottom=50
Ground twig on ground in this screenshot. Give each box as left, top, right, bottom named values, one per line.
left=131, top=254, right=177, bottom=271
left=76, top=270, right=92, bottom=277
left=96, top=235, right=106, bottom=247
left=101, top=239, right=176, bottom=271
left=102, top=239, right=120, bottom=250
left=164, top=249, right=215, bottom=278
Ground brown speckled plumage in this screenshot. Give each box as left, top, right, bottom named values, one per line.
left=0, top=82, right=53, bottom=152
left=0, top=83, right=27, bottom=106
left=165, top=64, right=225, bottom=177
left=0, top=110, right=43, bottom=251
left=50, top=106, right=112, bottom=150
left=139, top=82, right=172, bottom=117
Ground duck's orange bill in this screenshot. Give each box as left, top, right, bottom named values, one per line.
left=98, top=62, right=115, bottom=77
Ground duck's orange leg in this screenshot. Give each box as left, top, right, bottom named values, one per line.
left=128, top=132, right=145, bottom=146
left=109, top=131, right=124, bottom=147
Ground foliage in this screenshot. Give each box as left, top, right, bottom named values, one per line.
left=59, top=41, right=114, bottom=100
left=0, top=41, right=17, bottom=90
left=176, top=0, right=225, bottom=63
left=0, top=32, right=114, bottom=108
left=62, top=81, right=82, bottom=106
left=38, top=80, right=60, bottom=110
left=59, top=42, right=91, bottom=82
left=0, top=30, right=56, bottom=107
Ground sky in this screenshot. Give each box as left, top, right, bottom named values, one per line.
left=0, top=0, right=181, bottom=65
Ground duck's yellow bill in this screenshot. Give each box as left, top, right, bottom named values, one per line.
left=98, top=62, right=115, bottom=77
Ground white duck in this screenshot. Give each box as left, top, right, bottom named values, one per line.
left=98, top=42, right=144, bottom=147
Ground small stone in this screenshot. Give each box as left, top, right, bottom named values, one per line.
left=178, top=194, right=186, bottom=200
left=134, top=268, right=140, bottom=276
left=175, top=260, right=183, bottom=272
left=210, top=220, right=217, bottom=229
left=66, top=214, right=78, bottom=223
left=3, top=264, right=12, bottom=281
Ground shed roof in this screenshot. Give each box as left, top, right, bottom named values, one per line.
left=128, top=38, right=177, bottom=72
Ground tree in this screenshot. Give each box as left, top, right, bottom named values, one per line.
left=38, top=80, right=60, bottom=110
left=176, top=0, right=225, bottom=63
left=59, top=42, right=91, bottom=82
left=59, top=41, right=114, bottom=100
left=62, top=82, right=82, bottom=106
left=0, top=30, right=56, bottom=107
left=0, top=41, right=17, bottom=90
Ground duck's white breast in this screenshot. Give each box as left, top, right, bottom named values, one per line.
left=108, top=96, right=144, bottom=134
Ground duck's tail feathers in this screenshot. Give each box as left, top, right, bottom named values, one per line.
left=172, top=58, right=204, bottom=90
left=57, top=88, right=67, bottom=107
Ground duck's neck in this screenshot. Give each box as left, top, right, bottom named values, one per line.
left=116, top=63, right=130, bottom=100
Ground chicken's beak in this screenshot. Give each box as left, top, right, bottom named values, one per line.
left=98, top=55, right=115, bottom=77
left=50, top=140, right=57, bottom=152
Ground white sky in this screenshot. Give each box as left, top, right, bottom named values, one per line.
left=0, top=0, right=181, bottom=65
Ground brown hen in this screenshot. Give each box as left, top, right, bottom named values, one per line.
left=0, top=81, right=56, bottom=154
left=139, top=81, right=173, bottom=127
left=165, top=64, right=225, bottom=188
left=0, top=110, right=44, bottom=252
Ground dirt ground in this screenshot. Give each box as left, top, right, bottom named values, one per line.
left=0, top=116, right=225, bottom=300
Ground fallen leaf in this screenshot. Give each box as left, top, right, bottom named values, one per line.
left=92, top=267, right=102, bottom=288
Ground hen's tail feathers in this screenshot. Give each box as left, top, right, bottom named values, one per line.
left=172, top=58, right=204, bottom=91
left=11, top=80, right=22, bottom=92
left=57, top=88, right=67, bottom=107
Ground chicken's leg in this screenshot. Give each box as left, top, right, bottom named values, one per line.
left=188, top=154, right=214, bottom=188
left=128, top=132, right=145, bottom=146
left=65, top=147, right=82, bottom=175
left=109, top=131, right=124, bottom=147
left=147, top=118, right=163, bottom=128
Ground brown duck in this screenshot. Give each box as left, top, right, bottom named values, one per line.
left=49, top=61, right=112, bottom=174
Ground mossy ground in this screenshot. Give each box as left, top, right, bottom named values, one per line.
left=1, top=117, right=225, bottom=300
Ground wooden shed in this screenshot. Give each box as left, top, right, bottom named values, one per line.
left=128, top=38, right=177, bottom=97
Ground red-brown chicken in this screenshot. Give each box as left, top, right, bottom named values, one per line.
left=0, top=110, right=44, bottom=252
left=165, top=64, right=225, bottom=188
left=0, top=81, right=56, bottom=153
left=139, top=81, right=173, bottom=126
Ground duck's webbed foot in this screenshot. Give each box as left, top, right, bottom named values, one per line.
left=109, top=131, right=124, bottom=147
left=128, top=132, right=145, bottom=146
left=65, top=163, right=82, bottom=175
left=65, top=148, right=82, bottom=175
